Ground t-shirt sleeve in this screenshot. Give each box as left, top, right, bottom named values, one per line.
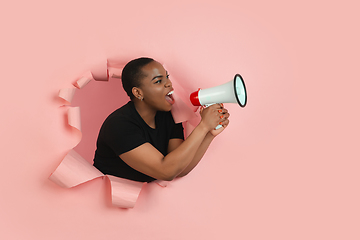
left=102, top=117, right=147, bottom=156
left=170, top=122, right=185, bottom=140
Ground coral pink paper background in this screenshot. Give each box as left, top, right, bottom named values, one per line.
left=1, top=0, right=359, bottom=239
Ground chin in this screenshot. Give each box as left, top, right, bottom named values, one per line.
left=154, top=99, right=173, bottom=112
left=163, top=105, right=172, bottom=112
left=161, top=103, right=173, bottom=112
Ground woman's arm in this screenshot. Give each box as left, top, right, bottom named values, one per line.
left=119, top=104, right=224, bottom=181
left=168, top=106, right=230, bottom=178
left=174, top=132, right=214, bottom=178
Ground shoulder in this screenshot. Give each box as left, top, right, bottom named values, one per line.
left=103, top=101, right=136, bottom=124
left=106, top=101, right=134, bottom=119
left=100, top=101, right=141, bottom=132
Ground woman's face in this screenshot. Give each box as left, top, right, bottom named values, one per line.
left=137, top=61, right=175, bottom=112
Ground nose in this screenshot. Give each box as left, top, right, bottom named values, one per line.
left=165, top=78, right=172, bottom=88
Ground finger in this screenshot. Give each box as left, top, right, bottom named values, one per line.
left=207, top=103, right=221, bottom=109
left=222, top=112, right=230, bottom=118
left=223, top=118, right=230, bottom=126
left=210, top=128, right=223, bottom=137
left=218, top=109, right=228, bottom=116
left=212, top=127, right=224, bottom=135
left=219, top=119, right=229, bottom=126
left=218, top=112, right=229, bottom=120
left=218, top=108, right=228, bottom=114
left=221, top=108, right=228, bottom=113
left=210, top=103, right=222, bottom=109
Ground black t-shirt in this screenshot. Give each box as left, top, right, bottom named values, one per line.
left=93, top=101, right=184, bottom=182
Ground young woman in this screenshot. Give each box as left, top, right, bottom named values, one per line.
left=93, top=57, right=230, bottom=182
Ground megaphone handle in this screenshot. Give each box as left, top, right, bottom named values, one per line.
left=203, top=103, right=223, bottom=130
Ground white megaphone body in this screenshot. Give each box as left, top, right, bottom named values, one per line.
left=190, top=74, right=247, bottom=107
left=189, top=74, right=247, bottom=129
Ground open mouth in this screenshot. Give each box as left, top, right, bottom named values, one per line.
left=165, top=90, right=175, bottom=105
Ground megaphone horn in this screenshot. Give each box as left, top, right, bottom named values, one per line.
left=190, top=74, right=247, bottom=107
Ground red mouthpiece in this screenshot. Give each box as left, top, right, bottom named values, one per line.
left=190, top=90, right=201, bottom=106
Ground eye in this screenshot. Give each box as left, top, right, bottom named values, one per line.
left=166, top=74, right=170, bottom=79
left=154, top=79, right=162, bottom=84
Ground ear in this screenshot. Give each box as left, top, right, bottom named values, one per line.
left=132, top=87, right=143, bottom=100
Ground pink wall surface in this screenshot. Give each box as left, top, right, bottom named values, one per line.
left=1, top=0, right=359, bottom=239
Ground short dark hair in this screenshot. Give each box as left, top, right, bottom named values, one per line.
left=121, top=57, right=154, bottom=99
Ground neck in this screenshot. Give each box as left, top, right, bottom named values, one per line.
left=133, top=100, right=157, bottom=128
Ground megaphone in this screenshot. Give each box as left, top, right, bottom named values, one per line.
left=190, top=74, right=247, bottom=107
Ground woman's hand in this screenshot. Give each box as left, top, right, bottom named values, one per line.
left=199, top=103, right=230, bottom=136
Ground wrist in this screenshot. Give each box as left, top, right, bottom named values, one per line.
left=197, top=120, right=212, bottom=133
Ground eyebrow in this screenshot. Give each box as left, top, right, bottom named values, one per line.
left=151, top=71, right=168, bottom=81
left=151, top=75, right=163, bottom=81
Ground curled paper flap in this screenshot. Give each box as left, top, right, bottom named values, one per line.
left=108, top=66, right=122, bottom=79
left=107, top=59, right=125, bottom=79
left=171, top=92, right=199, bottom=124
left=49, top=150, right=144, bottom=208
left=170, top=76, right=199, bottom=113
left=68, top=107, right=81, bottom=132
left=107, top=175, right=145, bottom=208
left=74, top=72, right=93, bottom=89
left=58, top=88, right=76, bottom=105
left=49, top=149, right=103, bottom=188
left=169, top=76, right=199, bottom=123
left=184, top=114, right=201, bottom=138
left=91, top=60, right=109, bottom=81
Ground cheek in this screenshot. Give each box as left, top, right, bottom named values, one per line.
left=144, top=86, right=164, bottom=101
left=150, top=85, right=163, bottom=95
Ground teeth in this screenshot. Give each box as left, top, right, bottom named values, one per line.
left=167, top=91, right=174, bottom=96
